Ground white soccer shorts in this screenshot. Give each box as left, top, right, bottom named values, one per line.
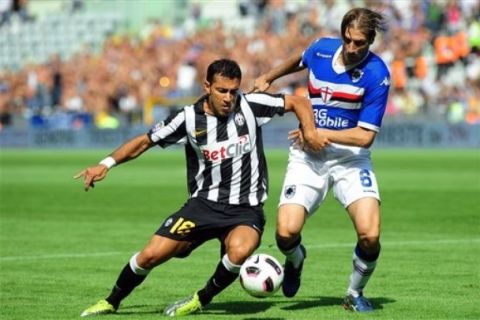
left=278, top=148, right=380, bottom=215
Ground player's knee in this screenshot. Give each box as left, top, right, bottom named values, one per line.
left=226, top=237, right=258, bottom=264
left=227, top=242, right=255, bottom=265
left=276, top=207, right=305, bottom=239
left=358, top=235, right=380, bottom=253
left=137, top=248, right=162, bottom=269
left=276, top=221, right=301, bottom=240
left=356, top=237, right=381, bottom=262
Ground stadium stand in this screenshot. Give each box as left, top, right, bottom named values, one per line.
left=0, top=11, right=122, bottom=70
left=0, top=0, right=479, bottom=134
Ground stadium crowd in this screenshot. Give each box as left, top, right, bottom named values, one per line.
left=0, top=0, right=479, bottom=131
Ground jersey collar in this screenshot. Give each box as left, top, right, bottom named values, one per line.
left=193, top=94, right=243, bottom=116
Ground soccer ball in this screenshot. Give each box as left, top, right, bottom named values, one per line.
left=239, top=253, right=284, bottom=298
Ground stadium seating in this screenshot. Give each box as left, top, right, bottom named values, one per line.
left=0, top=12, right=124, bottom=70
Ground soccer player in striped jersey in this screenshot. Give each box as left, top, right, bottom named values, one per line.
left=253, top=8, right=390, bottom=312
left=75, top=59, right=328, bottom=317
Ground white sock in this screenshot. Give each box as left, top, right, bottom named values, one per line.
left=129, top=252, right=150, bottom=276
left=222, top=254, right=241, bottom=273
left=283, top=245, right=305, bottom=269
left=347, top=251, right=377, bottom=297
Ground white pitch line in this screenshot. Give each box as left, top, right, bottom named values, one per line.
left=1, top=238, right=479, bottom=262
left=0, top=251, right=125, bottom=262
left=306, top=238, right=480, bottom=249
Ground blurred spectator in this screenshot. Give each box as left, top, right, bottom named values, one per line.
left=0, top=81, right=12, bottom=130
left=315, top=0, right=349, bottom=35
left=469, top=15, right=480, bottom=52
left=67, top=0, right=85, bottom=13
left=12, top=0, right=32, bottom=23
left=117, top=86, right=141, bottom=126
left=50, top=54, right=63, bottom=108
left=0, top=0, right=34, bottom=26
left=425, top=0, right=446, bottom=33
left=0, top=0, right=13, bottom=27
left=177, top=61, right=198, bottom=97
left=25, top=64, right=52, bottom=116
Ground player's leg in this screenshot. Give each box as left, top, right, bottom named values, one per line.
left=107, top=235, right=190, bottom=308
left=165, top=227, right=261, bottom=317
left=332, top=160, right=381, bottom=312
left=81, top=235, right=189, bottom=317
left=276, top=204, right=308, bottom=297
left=164, top=199, right=264, bottom=316
left=197, top=225, right=261, bottom=306
left=276, top=154, right=328, bottom=298
left=344, top=197, right=381, bottom=312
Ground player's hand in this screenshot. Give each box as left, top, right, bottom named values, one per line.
left=73, top=165, right=109, bottom=191
left=304, top=129, right=330, bottom=151
left=289, top=129, right=330, bottom=152
left=250, top=75, right=271, bottom=93
left=288, top=128, right=305, bottom=149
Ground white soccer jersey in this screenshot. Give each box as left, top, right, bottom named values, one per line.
left=148, top=93, right=285, bottom=206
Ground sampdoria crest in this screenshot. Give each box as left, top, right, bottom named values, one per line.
left=284, top=185, right=296, bottom=199
left=351, top=68, right=364, bottom=83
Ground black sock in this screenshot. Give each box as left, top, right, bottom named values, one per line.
left=276, top=232, right=301, bottom=252
left=105, top=263, right=147, bottom=309
left=197, top=260, right=238, bottom=306
left=355, top=242, right=381, bottom=262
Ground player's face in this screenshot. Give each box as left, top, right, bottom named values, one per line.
left=204, top=74, right=240, bottom=118
left=341, top=26, right=370, bottom=65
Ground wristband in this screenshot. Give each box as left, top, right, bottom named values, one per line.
left=99, top=156, right=116, bottom=169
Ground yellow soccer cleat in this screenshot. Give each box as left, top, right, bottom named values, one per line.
left=80, top=299, right=116, bottom=317
left=164, top=292, right=202, bottom=317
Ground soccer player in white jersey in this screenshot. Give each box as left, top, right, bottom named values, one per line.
left=253, top=8, right=390, bottom=312
left=75, top=59, right=328, bottom=317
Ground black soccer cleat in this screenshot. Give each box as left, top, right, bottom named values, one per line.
left=282, top=244, right=306, bottom=298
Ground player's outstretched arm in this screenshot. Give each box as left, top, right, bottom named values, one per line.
left=73, top=134, right=154, bottom=191
left=251, top=51, right=304, bottom=92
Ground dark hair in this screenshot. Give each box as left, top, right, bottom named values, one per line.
left=206, top=59, right=242, bottom=83
left=341, top=8, right=386, bottom=44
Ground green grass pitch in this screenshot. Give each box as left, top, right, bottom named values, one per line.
left=1, top=149, right=479, bottom=320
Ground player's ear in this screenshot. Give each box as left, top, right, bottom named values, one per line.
left=204, top=80, right=211, bottom=94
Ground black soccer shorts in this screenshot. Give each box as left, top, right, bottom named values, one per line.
left=155, top=197, right=265, bottom=258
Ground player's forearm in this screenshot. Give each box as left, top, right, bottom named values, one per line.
left=285, top=96, right=315, bottom=133
left=293, top=102, right=316, bottom=137
left=108, top=134, right=154, bottom=166
left=264, top=53, right=304, bottom=83
left=317, top=127, right=376, bottom=148
left=286, top=96, right=320, bottom=147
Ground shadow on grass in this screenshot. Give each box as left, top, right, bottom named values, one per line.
left=281, top=296, right=396, bottom=311
left=203, top=300, right=275, bottom=315
left=116, top=304, right=162, bottom=315
left=117, top=301, right=278, bottom=317
left=115, top=295, right=395, bottom=316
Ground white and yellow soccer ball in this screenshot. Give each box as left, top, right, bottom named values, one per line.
left=239, top=253, right=284, bottom=298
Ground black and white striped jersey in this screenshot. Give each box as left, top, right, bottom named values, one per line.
left=148, top=92, right=285, bottom=206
